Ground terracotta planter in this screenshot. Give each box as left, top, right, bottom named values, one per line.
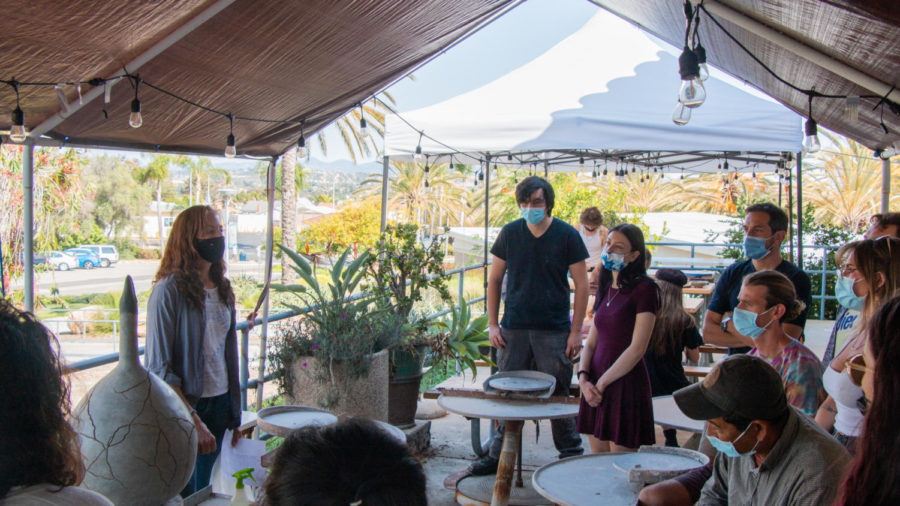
left=71, top=277, right=197, bottom=506
left=287, top=349, right=389, bottom=422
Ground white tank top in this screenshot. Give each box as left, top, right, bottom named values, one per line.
left=822, top=366, right=865, bottom=436
left=579, top=225, right=604, bottom=269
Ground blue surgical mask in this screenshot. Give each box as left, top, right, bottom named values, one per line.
left=601, top=249, right=627, bottom=271
left=732, top=306, right=774, bottom=339
left=743, top=235, right=772, bottom=260
left=835, top=276, right=864, bottom=311
left=520, top=206, right=545, bottom=225
left=706, top=424, right=760, bottom=458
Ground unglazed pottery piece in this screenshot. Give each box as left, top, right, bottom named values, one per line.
left=72, top=276, right=197, bottom=505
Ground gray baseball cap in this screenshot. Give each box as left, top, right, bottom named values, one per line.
left=673, top=354, right=788, bottom=421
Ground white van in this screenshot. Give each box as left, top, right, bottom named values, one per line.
left=79, top=244, right=119, bottom=268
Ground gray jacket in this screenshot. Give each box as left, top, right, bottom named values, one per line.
left=144, top=275, right=241, bottom=429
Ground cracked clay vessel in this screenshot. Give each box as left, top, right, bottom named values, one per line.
left=72, top=276, right=197, bottom=505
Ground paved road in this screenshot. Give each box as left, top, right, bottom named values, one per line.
left=12, top=260, right=267, bottom=296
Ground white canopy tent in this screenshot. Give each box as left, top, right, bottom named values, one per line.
left=384, top=8, right=803, bottom=174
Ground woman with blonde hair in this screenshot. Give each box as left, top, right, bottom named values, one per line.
left=817, top=237, right=900, bottom=452
left=144, top=205, right=242, bottom=496
left=643, top=269, right=702, bottom=447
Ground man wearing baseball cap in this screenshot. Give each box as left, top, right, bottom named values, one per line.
left=666, top=354, right=850, bottom=505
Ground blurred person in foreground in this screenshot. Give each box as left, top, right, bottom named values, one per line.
left=638, top=354, right=849, bottom=506
left=835, top=293, right=900, bottom=506
left=0, top=299, right=112, bottom=505
left=264, top=418, right=426, bottom=506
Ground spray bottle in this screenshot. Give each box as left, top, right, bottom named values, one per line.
left=231, top=467, right=257, bottom=506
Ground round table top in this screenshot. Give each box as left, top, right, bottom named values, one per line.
left=437, top=394, right=579, bottom=421
left=255, top=405, right=406, bottom=444
left=652, top=395, right=705, bottom=433
left=532, top=452, right=703, bottom=506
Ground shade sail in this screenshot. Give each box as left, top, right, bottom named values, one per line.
left=384, top=9, right=803, bottom=173
left=0, top=0, right=516, bottom=157
left=592, top=0, right=900, bottom=152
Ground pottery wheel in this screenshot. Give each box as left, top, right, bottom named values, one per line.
left=612, top=453, right=703, bottom=476
left=489, top=377, right=554, bottom=392
left=256, top=406, right=337, bottom=438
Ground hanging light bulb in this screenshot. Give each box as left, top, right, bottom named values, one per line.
left=358, top=103, right=369, bottom=138
left=694, top=43, right=709, bottom=82
left=224, top=114, right=236, bottom=158
left=579, top=156, right=585, bottom=172
left=677, top=46, right=706, bottom=108
left=8, top=81, right=27, bottom=143
left=298, top=129, right=308, bottom=159
left=129, top=76, right=142, bottom=128
left=424, top=179, right=429, bottom=188
left=803, top=118, right=821, bottom=153
left=10, top=106, right=27, bottom=143
left=424, top=155, right=430, bottom=173
left=672, top=101, right=691, bottom=125
left=478, top=170, right=484, bottom=181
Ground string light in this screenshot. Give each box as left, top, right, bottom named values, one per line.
left=358, top=103, right=369, bottom=138
left=129, top=76, right=143, bottom=128
left=424, top=155, right=430, bottom=173
left=414, top=131, right=424, bottom=163
left=672, top=102, right=691, bottom=126
left=9, top=81, right=27, bottom=143
left=579, top=155, right=585, bottom=172
left=803, top=95, right=821, bottom=153
left=297, top=120, right=308, bottom=158
left=225, top=113, right=236, bottom=158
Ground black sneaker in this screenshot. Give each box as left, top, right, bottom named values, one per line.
left=468, top=455, right=499, bottom=476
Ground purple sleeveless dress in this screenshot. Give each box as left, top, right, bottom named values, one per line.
left=576, top=277, right=658, bottom=448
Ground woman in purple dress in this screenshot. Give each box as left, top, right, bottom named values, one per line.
left=576, top=224, right=659, bottom=452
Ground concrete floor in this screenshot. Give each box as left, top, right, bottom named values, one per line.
left=415, top=320, right=833, bottom=505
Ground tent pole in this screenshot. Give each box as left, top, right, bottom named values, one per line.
left=882, top=157, right=891, bottom=214
left=796, top=152, right=803, bottom=267
left=30, top=0, right=238, bottom=137
left=256, top=156, right=276, bottom=410
left=787, top=172, right=794, bottom=263
left=380, top=155, right=389, bottom=232
left=483, top=155, right=491, bottom=314
left=23, top=142, right=34, bottom=313
left=544, top=160, right=549, bottom=178
left=778, top=176, right=783, bottom=207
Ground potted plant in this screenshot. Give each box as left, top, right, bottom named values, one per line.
left=427, top=295, right=493, bottom=380
left=268, top=245, right=400, bottom=421
left=364, top=224, right=453, bottom=427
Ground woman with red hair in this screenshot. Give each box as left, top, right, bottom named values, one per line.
left=145, top=205, right=241, bottom=497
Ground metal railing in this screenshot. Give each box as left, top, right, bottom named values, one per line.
left=64, top=261, right=490, bottom=411
left=647, top=241, right=838, bottom=319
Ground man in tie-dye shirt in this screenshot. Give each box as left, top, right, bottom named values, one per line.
left=736, top=270, right=826, bottom=415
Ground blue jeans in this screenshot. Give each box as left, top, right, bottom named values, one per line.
left=488, top=328, right=583, bottom=459
left=181, top=392, right=231, bottom=497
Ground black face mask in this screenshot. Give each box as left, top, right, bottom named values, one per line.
left=194, top=236, right=225, bottom=263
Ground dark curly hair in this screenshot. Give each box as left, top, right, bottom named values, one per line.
left=154, top=205, right=234, bottom=308
left=0, top=299, right=84, bottom=498
left=594, top=224, right=654, bottom=311
left=264, top=418, right=426, bottom=506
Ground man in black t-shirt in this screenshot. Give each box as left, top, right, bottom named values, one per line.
left=703, top=203, right=812, bottom=354
left=468, top=176, right=589, bottom=476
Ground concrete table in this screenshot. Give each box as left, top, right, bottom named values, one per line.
left=256, top=405, right=406, bottom=445
left=438, top=394, right=579, bottom=506
left=652, top=395, right=704, bottom=449
left=532, top=451, right=705, bottom=506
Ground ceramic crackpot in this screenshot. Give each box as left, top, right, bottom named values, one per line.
left=71, top=276, right=197, bottom=505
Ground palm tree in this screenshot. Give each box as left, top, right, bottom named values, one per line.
left=281, top=147, right=299, bottom=283
left=357, top=160, right=467, bottom=230
left=139, top=155, right=173, bottom=252
left=676, top=172, right=772, bottom=214
left=803, top=133, right=900, bottom=230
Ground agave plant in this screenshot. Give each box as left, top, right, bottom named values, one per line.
left=428, top=296, right=493, bottom=379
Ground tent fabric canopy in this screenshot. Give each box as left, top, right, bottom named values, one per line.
left=0, top=0, right=516, bottom=157
left=384, top=9, right=802, bottom=173
left=592, top=0, right=900, bottom=152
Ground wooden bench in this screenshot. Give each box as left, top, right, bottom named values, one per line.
left=684, top=365, right=712, bottom=378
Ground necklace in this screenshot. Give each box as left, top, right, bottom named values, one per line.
left=606, top=285, right=620, bottom=307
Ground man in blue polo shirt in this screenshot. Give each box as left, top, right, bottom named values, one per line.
left=703, top=203, right=812, bottom=354
left=468, top=176, right=590, bottom=475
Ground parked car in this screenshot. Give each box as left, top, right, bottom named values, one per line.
left=79, top=244, right=119, bottom=267
left=41, top=251, right=79, bottom=271
left=63, top=248, right=101, bottom=269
